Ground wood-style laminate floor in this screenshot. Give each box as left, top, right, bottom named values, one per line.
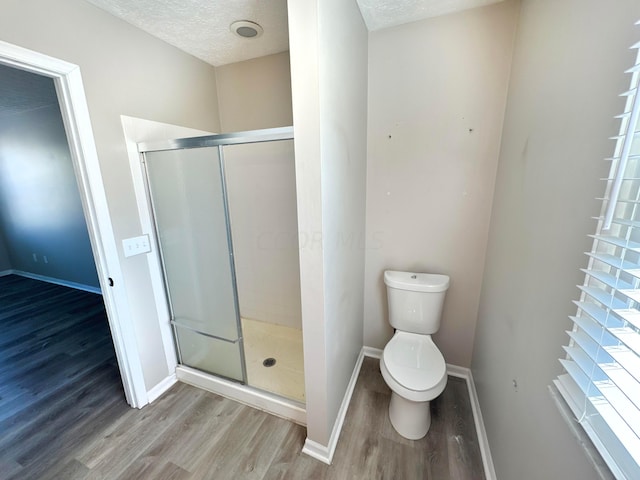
left=0, top=275, right=485, bottom=480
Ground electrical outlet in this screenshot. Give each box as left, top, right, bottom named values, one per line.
left=122, top=235, right=151, bottom=258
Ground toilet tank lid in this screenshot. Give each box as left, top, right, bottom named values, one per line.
left=384, top=270, right=450, bottom=293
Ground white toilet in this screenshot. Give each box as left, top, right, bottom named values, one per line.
left=380, top=270, right=450, bottom=440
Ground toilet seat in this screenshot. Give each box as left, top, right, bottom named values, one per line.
left=380, top=331, right=447, bottom=403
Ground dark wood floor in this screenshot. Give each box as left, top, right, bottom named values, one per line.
left=0, top=274, right=485, bottom=479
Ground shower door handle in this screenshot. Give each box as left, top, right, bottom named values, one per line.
left=170, top=319, right=240, bottom=344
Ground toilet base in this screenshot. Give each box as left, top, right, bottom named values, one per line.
left=388, top=391, right=431, bottom=440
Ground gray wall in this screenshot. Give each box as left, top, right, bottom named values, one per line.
left=0, top=0, right=221, bottom=391
left=0, top=229, right=10, bottom=271
left=471, top=1, right=640, bottom=478
left=364, top=0, right=519, bottom=368
left=215, top=52, right=293, bottom=132
left=0, top=70, right=98, bottom=287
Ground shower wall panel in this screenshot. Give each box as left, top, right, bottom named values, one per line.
left=224, top=140, right=302, bottom=330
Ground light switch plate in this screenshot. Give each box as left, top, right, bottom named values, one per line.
left=122, top=234, right=151, bottom=258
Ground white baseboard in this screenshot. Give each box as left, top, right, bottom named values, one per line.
left=302, top=348, right=366, bottom=465
left=302, top=438, right=332, bottom=464
left=146, top=373, right=177, bottom=405
left=361, top=347, right=496, bottom=480
left=362, top=345, right=382, bottom=358
left=8, top=269, right=101, bottom=294
left=465, top=367, right=497, bottom=480
left=445, top=363, right=470, bottom=379
left=445, top=363, right=497, bottom=480
left=176, top=365, right=306, bottom=425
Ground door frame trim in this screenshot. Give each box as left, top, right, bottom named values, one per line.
left=121, top=115, right=215, bottom=385
left=0, top=40, right=147, bottom=407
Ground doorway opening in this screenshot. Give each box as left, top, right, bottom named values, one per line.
left=0, top=40, right=145, bottom=407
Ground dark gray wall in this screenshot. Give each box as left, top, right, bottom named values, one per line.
left=0, top=67, right=99, bottom=288
left=0, top=229, right=10, bottom=271
left=471, top=1, right=640, bottom=479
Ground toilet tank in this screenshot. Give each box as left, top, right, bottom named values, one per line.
left=384, top=270, right=450, bottom=335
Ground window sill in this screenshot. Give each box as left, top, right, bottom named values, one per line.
left=549, top=383, right=616, bottom=480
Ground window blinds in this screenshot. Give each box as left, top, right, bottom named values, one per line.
left=554, top=36, right=640, bottom=480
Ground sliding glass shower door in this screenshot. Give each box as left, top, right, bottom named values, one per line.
left=143, top=146, right=245, bottom=382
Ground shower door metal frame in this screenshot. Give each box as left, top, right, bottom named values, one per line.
left=138, top=126, right=294, bottom=385
left=138, top=126, right=294, bottom=152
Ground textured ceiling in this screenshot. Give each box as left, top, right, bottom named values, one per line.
left=0, top=3, right=510, bottom=120
left=82, top=0, right=506, bottom=67
left=357, top=0, right=506, bottom=31
left=0, top=64, right=58, bottom=118
left=85, top=0, right=289, bottom=67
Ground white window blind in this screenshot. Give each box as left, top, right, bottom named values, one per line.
left=554, top=31, right=640, bottom=480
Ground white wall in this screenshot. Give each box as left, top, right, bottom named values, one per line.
left=0, top=0, right=221, bottom=391
left=0, top=101, right=99, bottom=288
left=319, top=0, right=368, bottom=447
left=215, top=53, right=301, bottom=330
left=472, top=1, right=640, bottom=479
left=288, top=0, right=327, bottom=446
left=364, top=1, right=519, bottom=367
left=288, top=0, right=368, bottom=449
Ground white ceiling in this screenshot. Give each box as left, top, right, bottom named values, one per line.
left=0, top=1, right=508, bottom=115
left=0, top=1, right=508, bottom=114
left=357, top=0, right=505, bottom=31
left=84, top=0, right=505, bottom=67
left=84, top=0, right=290, bottom=67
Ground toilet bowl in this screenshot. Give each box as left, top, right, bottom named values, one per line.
left=380, top=331, right=447, bottom=439
left=380, top=270, right=449, bottom=440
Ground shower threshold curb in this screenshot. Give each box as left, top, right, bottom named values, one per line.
left=176, top=365, right=306, bottom=425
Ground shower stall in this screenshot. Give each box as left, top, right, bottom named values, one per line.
left=138, top=127, right=304, bottom=413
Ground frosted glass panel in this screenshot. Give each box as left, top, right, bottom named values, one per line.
left=175, top=326, right=243, bottom=381
left=145, top=147, right=243, bottom=380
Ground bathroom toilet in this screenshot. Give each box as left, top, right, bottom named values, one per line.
left=380, top=270, right=450, bottom=440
